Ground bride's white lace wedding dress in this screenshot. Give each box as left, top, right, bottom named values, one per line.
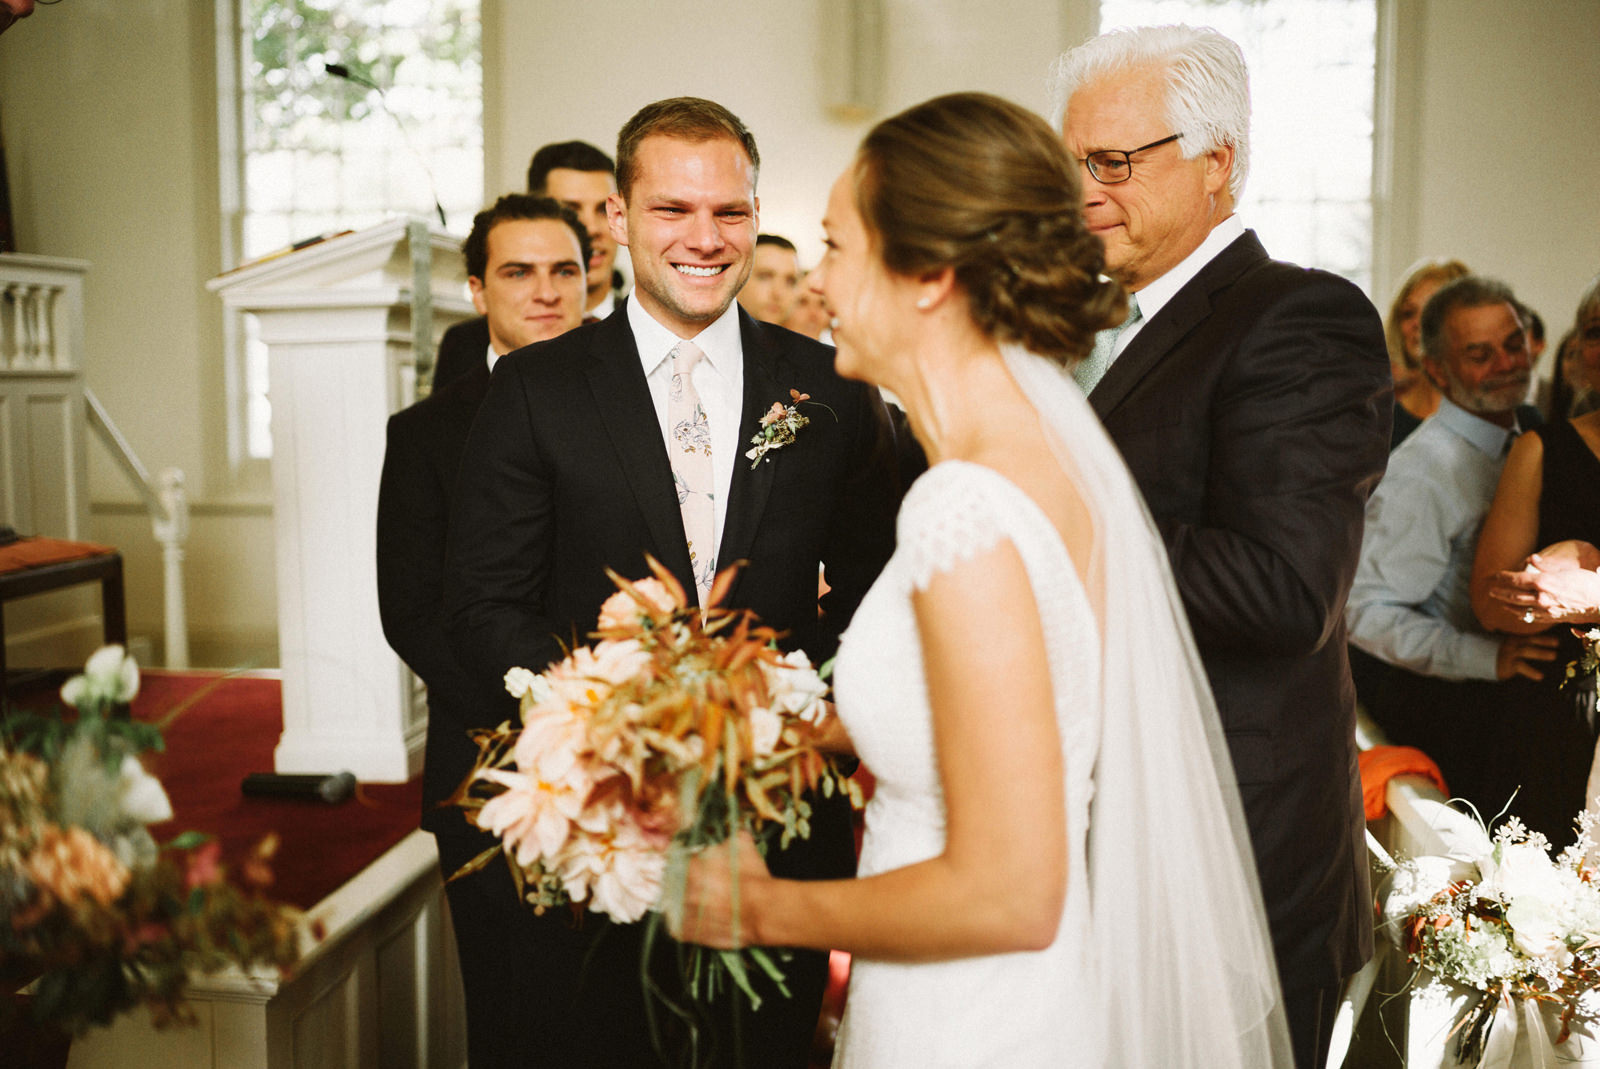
left=832, top=459, right=1102, bottom=1067
left=825, top=348, right=1292, bottom=1068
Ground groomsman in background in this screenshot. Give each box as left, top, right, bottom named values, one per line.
left=737, top=232, right=802, bottom=324
left=1054, top=25, right=1392, bottom=1068
left=433, top=140, right=625, bottom=390
left=375, top=194, right=588, bottom=1068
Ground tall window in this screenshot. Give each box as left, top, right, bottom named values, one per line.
left=222, top=0, right=482, bottom=463
left=1097, top=0, right=1377, bottom=294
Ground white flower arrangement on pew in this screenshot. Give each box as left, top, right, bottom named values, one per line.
left=1381, top=802, right=1600, bottom=1067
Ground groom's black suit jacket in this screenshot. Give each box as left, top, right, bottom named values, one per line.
left=443, top=301, right=899, bottom=1066
left=1088, top=230, right=1391, bottom=996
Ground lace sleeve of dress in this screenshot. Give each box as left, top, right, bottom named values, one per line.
left=898, top=463, right=1012, bottom=592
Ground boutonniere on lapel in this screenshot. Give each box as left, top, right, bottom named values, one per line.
left=744, top=389, right=835, bottom=468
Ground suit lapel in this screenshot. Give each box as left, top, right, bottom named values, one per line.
left=717, top=311, right=782, bottom=585
left=579, top=304, right=697, bottom=588
left=1090, top=230, right=1270, bottom=420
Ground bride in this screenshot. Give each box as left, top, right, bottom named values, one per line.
left=673, top=92, right=1292, bottom=1067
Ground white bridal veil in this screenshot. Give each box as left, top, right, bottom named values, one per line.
left=1004, top=346, right=1295, bottom=1068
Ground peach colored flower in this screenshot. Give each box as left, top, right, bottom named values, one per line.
left=25, top=825, right=129, bottom=907
left=480, top=707, right=601, bottom=868
left=543, top=639, right=652, bottom=710
left=760, top=402, right=788, bottom=427
left=598, top=578, right=679, bottom=630
left=556, top=804, right=667, bottom=923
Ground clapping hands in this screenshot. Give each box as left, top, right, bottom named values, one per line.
left=1487, top=540, right=1600, bottom=627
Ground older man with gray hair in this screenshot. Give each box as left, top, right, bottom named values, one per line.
left=1053, top=25, right=1392, bottom=1068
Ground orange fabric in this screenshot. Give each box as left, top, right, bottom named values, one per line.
left=0, top=537, right=116, bottom=575
left=1359, top=745, right=1450, bottom=820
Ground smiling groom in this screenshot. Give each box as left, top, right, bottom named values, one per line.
left=443, top=97, right=900, bottom=1067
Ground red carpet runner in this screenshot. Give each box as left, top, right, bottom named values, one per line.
left=130, top=671, right=424, bottom=911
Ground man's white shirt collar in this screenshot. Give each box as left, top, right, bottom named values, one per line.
left=1105, top=215, right=1244, bottom=362
left=1433, top=394, right=1518, bottom=459
left=1129, top=213, right=1246, bottom=317
left=628, top=297, right=744, bottom=382
left=589, top=289, right=617, bottom=322
left=485, top=343, right=500, bottom=374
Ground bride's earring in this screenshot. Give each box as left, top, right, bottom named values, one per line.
left=915, top=297, right=931, bottom=309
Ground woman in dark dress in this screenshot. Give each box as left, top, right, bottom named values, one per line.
left=1472, top=280, right=1600, bottom=845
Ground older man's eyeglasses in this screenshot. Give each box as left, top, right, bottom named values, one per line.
left=1078, top=133, right=1184, bottom=185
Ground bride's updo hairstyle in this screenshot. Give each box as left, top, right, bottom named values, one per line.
left=853, top=92, right=1125, bottom=366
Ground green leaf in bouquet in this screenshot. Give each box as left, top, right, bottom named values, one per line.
left=717, top=947, right=762, bottom=1011
left=165, top=830, right=211, bottom=851
left=746, top=946, right=792, bottom=998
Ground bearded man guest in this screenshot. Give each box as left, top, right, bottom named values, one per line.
left=1053, top=25, right=1392, bottom=1069
left=1352, top=277, right=1559, bottom=836
left=443, top=97, right=899, bottom=1067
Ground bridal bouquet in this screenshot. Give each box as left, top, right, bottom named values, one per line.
left=454, top=558, right=857, bottom=1009
left=1, top=646, right=303, bottom=1036
left=1382, top=806, right=1600, bottom=1067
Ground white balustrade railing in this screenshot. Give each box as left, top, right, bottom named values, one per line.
left=0, top=252, right=83, bottom=371
left=1, top=253, right=190, bottom=668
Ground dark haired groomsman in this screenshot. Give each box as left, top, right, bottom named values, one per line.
left=433, top=140, right=627, bottom=391
left=375, top=194, right=589, bottom=1068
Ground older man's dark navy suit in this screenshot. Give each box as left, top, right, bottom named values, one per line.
left=443, top=301, right=899, bottom=1067
left=1086, top=229, right=1392, bottom=1057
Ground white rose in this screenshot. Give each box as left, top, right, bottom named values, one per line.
left=504, top=666, right=549, bottom=702
left=117, top=754, right=173, bottom=825
left=747, top=706, right=782, bottom=757
left=1493, top=843, right=1576, bottom=959
left=60, top=644, right=141, bottom=710
left=762, top=650, right=829, bottom=724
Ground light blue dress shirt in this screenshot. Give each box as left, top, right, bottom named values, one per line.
left=1346, top=396, right=1514, bottom=681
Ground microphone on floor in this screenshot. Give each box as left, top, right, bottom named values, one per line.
left=242, top=771, right=358, bottom=804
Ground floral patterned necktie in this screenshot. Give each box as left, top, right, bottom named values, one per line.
left=1073, top=292, right=1142, bottom=394
left=669, top=339, right=716, bottom=605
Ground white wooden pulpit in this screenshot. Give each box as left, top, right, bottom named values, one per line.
left=208, top=219, right=472, bottom=781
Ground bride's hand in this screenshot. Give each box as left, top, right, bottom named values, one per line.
left=669, top=832, right=771, bottom=949
left=797, top=701, right=856, bottom=756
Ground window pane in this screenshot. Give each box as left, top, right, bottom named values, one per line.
left=234, top=0, right=482, bottom=459
left=1096, top=0, right=1376, bottom=293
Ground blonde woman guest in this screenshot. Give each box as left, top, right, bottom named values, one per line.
left=1386, top=258, right=1472, bottom=447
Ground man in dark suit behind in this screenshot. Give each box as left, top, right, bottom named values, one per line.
left=434, top=140, right=625, bottom=392
left=375, top=193, right=590, bottom=1067
left=443, top=98, right=899, bottom=1067
left=1054, top=25, right=1392, bottom=1069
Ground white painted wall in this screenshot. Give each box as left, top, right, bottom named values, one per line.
left=1401, top=0, right=1600, bottom=338
left=1, top=0, right=1595, bottom=668
left=482, top=0, right=1090, bottom=267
